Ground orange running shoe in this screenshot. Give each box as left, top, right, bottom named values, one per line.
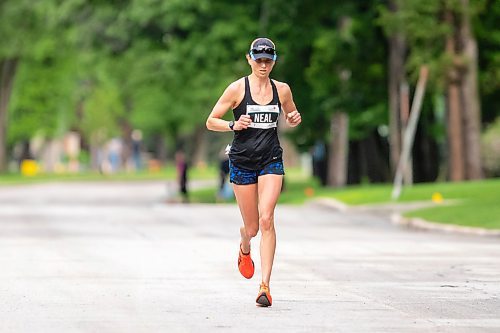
left=256, top=282, right=272, bottom=307
left=238, top=244, right=254, bottom=279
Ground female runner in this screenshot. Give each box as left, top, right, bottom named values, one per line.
left=206, top=37, right=301, bottom=307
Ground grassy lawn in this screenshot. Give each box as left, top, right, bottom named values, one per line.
left=319, top=179, right=500, bottom=205
left=320, top=179, right=500, bottom=230
left=404, top=197, right=500, bottom=229
left=0, top=165, right=217, bottom=185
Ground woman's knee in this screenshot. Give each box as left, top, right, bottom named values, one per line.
left=246, top=226, right=259, bottom=238
left=259, top=214, right=274, bottom=232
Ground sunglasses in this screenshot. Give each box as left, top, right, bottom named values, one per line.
left=250, top=47, right=276, bottom=55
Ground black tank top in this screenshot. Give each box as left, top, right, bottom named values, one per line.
left=229, top=76, right=283, bottom=170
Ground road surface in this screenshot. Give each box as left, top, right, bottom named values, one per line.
left=0, top=181, right=498, bottom=332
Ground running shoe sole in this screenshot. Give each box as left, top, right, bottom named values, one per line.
left=256, top=294, right=271, bottom=307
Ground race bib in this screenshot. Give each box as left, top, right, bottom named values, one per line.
left=246, top=104, right=280, bottom=129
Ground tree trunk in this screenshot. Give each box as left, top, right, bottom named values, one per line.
left=327, top=112, right=349, bottom=187
left=447, top=80, right=464, bottom=181
left=259, top=0, right=270, bottom=35
left=459, top=0, right=483, bottom=180
left=387, top=0, right=407, bottom=177
left=120, top=120, right=133, bottom=171
left=155, top=133, right=167, bottom=164
left=90, top=141, right=100, bottom=172
left=120, top=98, right=134, bottom=171
left=445, top=10, right=465, bottom=181
left=0, top=58, right=19, bottom=172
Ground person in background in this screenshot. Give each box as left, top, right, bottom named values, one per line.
left=131, top=130, right=143, bottom=171
left=217, top=145, right=232, bottom=201
left=175, top=149, right=189, bottom=203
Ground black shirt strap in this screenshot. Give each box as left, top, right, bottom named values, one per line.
left=244, top=76, right=251, bottom=103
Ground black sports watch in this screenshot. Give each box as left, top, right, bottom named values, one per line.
left=228, top=120, right=235, bottom=131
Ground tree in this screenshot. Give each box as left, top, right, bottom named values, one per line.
left=475, top=0, right=500, bottom=124
left=385, top=0, right=408, bottom=177
left=306, top=2, right=388, bottom=186
left=2, top=0, right=497, bottom=179
left=0, top=0, right=83, bottom=171
left=380, top=0, right=484, bottom=182
left=0, top=0, right=39, bottom=171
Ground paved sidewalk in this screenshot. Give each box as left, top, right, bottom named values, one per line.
left=0, top=181, right=499, bottom=332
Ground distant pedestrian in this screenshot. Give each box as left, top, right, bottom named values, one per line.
left=131, top=130, right=143, bottom=171
left=312, top=140, right=327, bottom=186
left=206, top=37, right=302, bottom=307
left=175, top=150, right=189, bottom=203
left=107, top=138, right=122, bottom=173
left=217, top=145, right=233, bottom=200
left=219, top=151, right=230, bottom=191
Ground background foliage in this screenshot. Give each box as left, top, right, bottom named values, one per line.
left=1, top=0, right=498, bottom=183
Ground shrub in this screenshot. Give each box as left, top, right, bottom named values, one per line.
left=481, top=117, right=500, bottom=177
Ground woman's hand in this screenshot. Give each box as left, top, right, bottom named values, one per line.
left=234, top=115, right=252, bottom=130
left=285, top=110, right=301, bottom=127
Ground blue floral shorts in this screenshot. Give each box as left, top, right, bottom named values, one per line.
left=229, top=160, right=285, bottom=185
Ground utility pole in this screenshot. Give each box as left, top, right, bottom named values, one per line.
left=392, top=66, right=429, bottom=200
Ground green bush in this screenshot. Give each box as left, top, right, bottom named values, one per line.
left=481, top=117, right=500, bottom=177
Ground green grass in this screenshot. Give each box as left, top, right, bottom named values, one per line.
left=318, top=178, right=500, bottom=205
left=0, top=165, right=217, bottom=185
left=323, top=179, right=500, bottom=229
left=405, top=197, right=500, bottom=229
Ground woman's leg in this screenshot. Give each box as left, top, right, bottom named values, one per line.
left=257, top=174, right=283, bottom=285
left=233, top=184, right=259, bottom=253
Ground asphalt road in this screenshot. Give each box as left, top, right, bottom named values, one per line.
left=0, top=181, right=499, bottom=333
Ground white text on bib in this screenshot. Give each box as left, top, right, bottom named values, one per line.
left=246, top=104, right=280, bottom=129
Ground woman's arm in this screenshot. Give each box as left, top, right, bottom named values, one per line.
left=206, top=80, right=252, bottom=132
left=277, top=82, right=302, bottom=127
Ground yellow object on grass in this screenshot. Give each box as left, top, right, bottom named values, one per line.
left=21, top=159, right=39, bottom=177
left=431, top=192, right=443, bottom=203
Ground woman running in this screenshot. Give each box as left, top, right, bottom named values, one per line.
left=206, top=37, right=301, bottom=307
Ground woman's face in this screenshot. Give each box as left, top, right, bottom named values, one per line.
left=247, top=55, right=275, bottom=78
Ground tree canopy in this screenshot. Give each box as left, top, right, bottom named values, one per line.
left=0, top=0, right=498, bottom=183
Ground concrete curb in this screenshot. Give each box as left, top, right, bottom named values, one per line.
left=391, top=214, right=500, bottom=237
left=312, top=197, right=500, bottom=237
left=310, top=197, right=349, bottom=212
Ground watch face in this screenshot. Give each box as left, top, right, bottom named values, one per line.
left=229, top=121, right=235, bottom=129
